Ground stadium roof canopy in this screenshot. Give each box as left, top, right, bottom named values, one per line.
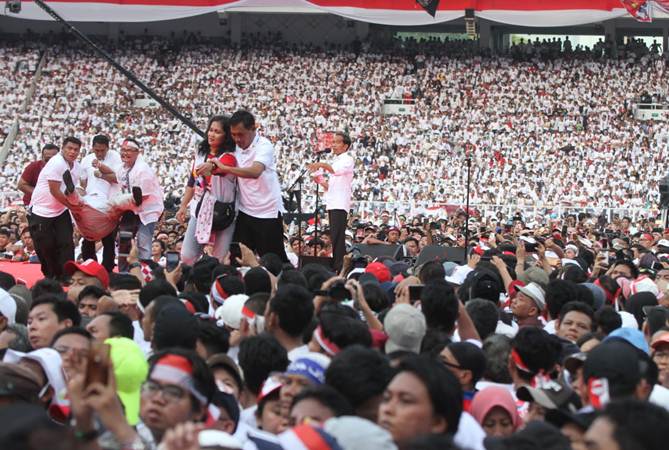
left=0, top=0, right=662, bottom=27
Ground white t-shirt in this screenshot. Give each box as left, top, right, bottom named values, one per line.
left=324, top=152, right=354, bottom=211
left=454, top=411, right=486, bottom=450
left=235, top=135, right=285, bottom=219
left=287, top=344, right=310, bottom=362
left=80, top=150, right=122, bottom=203
left=118, top=156, right=164, bottom=225
left=30, top=152, right=81, bottom=218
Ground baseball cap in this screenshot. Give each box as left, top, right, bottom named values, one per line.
left=214, top=294, right=249, bottom=330
left=651, top=332, right=669, bottom=350
left=484, top=420, right=571, bottom=450
left=516, top=382, right=581, bottom=411
left=105, top=337, right=148, bottom=425
left=285, top=353, right=331, bottom=385
left=603, top=327, right=650, bottom=355
left=0, top=362, right=42, bottom=403
left=64, top=259, right=109, bottom=288
left=516, top=282, right=546, bottom=311
left=365, top=262, right=392, bottom=284
left=564, top=352, right=587, bottom=375
left=0, top=288, right=16, bottom=325
left=518, top=266, right=549, bottom=289
left=582, top=341, right=641, bottom=395
left=383, top=304, right=426, bottom=354
left=657, top=239, right=669, bottom=248
left=257, top=375, right=283, bottom=403
left=207, top=353, right=243, bottom=393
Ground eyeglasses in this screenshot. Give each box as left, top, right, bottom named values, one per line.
left=141, top=380, right=187, bottom=403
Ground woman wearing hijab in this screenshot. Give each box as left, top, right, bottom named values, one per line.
left=469, top=386, right=521, bottom=438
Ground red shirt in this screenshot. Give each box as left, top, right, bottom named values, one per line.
left=20, top=160, right=45, bottom=205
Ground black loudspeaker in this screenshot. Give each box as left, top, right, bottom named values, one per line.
left=353, top=244, right=403, bottom=261
left=660, top=175, right=669, bottom=208
left=299, top=255, right=334, bottom=270
left=416, top=246, right=466, bottom=266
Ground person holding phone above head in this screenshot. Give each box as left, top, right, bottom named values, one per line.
left=176, top=115, right=238, bottom=265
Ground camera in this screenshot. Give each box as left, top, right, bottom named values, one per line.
left=7, top=1, right=21, bottom=14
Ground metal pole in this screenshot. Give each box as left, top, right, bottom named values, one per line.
left=31, top=0, right=205, bottom=138
left=464, top=155, right=472, bottom=248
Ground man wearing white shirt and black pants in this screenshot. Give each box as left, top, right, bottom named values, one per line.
left=216, top=110, right=288, bottom=261
left=117, top=138, right=164, bottom=271
left=28, top=136, right=82, bottom=280
left=309, top=132, right=354, bottom=271
left=79, top=135, right=122, bottom=272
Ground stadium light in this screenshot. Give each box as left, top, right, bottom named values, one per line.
left=6, top=0, right=21, bottom=14
left=416, top=0, right=439, bottom=17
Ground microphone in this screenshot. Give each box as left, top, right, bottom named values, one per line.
left=317, top=148, right=332, bottom=154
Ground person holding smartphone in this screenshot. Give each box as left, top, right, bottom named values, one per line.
left=176, top=115, right=238, bottom=265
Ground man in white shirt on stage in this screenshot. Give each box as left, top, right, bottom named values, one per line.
left=309, top=132, right=354, bottom=271
left=216, top=110, right=288, bottom=261
left=28, top=136, right=82, bottom=280
left=79, top=134, right=122, bottom=272
left=117, top=138, right=164, bottom=271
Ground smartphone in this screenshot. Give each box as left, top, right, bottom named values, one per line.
left=165, top=251, right=180, bottom=272
left=230, top=242, right=242, bottom=267
left=601, top=238, right=609, bottom=249
left=118, top=230, right=133, bottom=257
left=409, top=285, right=425, bottom=304
left=85, top=342, right=111, bottom=387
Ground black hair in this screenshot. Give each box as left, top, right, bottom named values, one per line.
left=42, top=143, right=59, bottom=153
left=237, top=334, right=289, bottom=396
left=260, top=253, right=283, bottom=277
left=545, top=279, right=577, bottom=320
left=189, top=257, right=219, bottom=293
left=244, top=267, right=272, bottom=296
left=101, top=312, right=134, bottom=339
left=576, top=331, right=606, bottom=349
left=197, top=318, right=230, bottom=357
left=600, top=399, right=669, bottom=450
left=77, top=285, right=109, bottom=303
left=229, top=110, right=255, bottom=129
left=153, top=305, right=198, bottom=351
left=139, top=279, right=177, bottom=308
left=612, top=260, right=639, bottom=279
left=277, top=269, right=308, bottom=290
left=573, top=284, right=595, bottom=308
left=325, top=345, right=393, bottom=409
left=290, top=385, right=354, bottom=417
left=419, top=261, right=446, bottom=284
left=420, top=281, right=459, bottom=334
left=0, top=229, right=10, bottom=238
left=149, top=348, right=216, bottom=413
left=465, top=298, right=499, bottom=340
left=31, top=279, right=64, bottom=300
left=91, top=135, right=110, bottom=147
left=108, top=273, right=142, bottom=291
left=269, top=284, right=314, bottom=338
left=334, top=131, right=352, bottom=149
left=511, top=328, right=562, bottom=380
left=0, top=271, right=16, bottom=290
left=319, top=304, right=372, bottom=349
left=447, top=341, right=486, bottom=384
left=594, top=305, right=623, bottom=335
left=558, top=301, right=595, bottom=327
left=30, top=294, right=81, bottom=327
left=197, top=115, right=235, bottom=157
left=458, top=268, right=503, bottom=303
left=646, top=307, right=669, bottom=336
left=62, top=136, right=82, bottom=148
left=361, top=283, right=390, bottom=313
left=179, top=292, right=209, bottom=314
left=50, top=326, right=92, bottom=346
left=245, top=292, right=270, bottom=316
left=394, top=355, right=463, bottom=435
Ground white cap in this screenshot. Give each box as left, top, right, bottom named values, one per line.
left=214, top=294, right=248, bottom=330
left=0, top=288, right=16, bottom=325
left=516, top=282, right=546, bottom=311
left=198, top=430, right=242, bottom=449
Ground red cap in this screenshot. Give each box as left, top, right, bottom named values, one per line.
left=640, top=233, right=653, bottom=242
left=651, top=332, right=669, bottom=350
left=365, top=262, right=392, bottom=284
left=388, top=226, right=400, bottom=234
left=64, top=259, right=109, bottom=288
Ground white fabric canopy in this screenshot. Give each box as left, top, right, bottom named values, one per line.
left=0, top=0, right=637, bottom=26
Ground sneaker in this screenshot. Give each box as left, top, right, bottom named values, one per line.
left=132, top=186, right=143, bottom=206
left=63, top=170, right=75, bottom=194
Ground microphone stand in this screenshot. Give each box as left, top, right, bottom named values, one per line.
left=464, top=155, right=472, bottom=250
left=286, top=166, right=309, bottom=257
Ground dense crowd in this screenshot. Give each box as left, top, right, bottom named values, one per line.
left=0, top=42, right=40, bottom=145
left=0, top=30, right=668, bottom=449
left=1, top=34, right=668, bottom=216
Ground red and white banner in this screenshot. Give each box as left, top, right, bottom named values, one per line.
left=0, top=0, right=640, bottom=26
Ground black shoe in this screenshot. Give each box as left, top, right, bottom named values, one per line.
left=132, top=186, right=143, bottom=206
left=63, top=170, right=75, bottom=194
